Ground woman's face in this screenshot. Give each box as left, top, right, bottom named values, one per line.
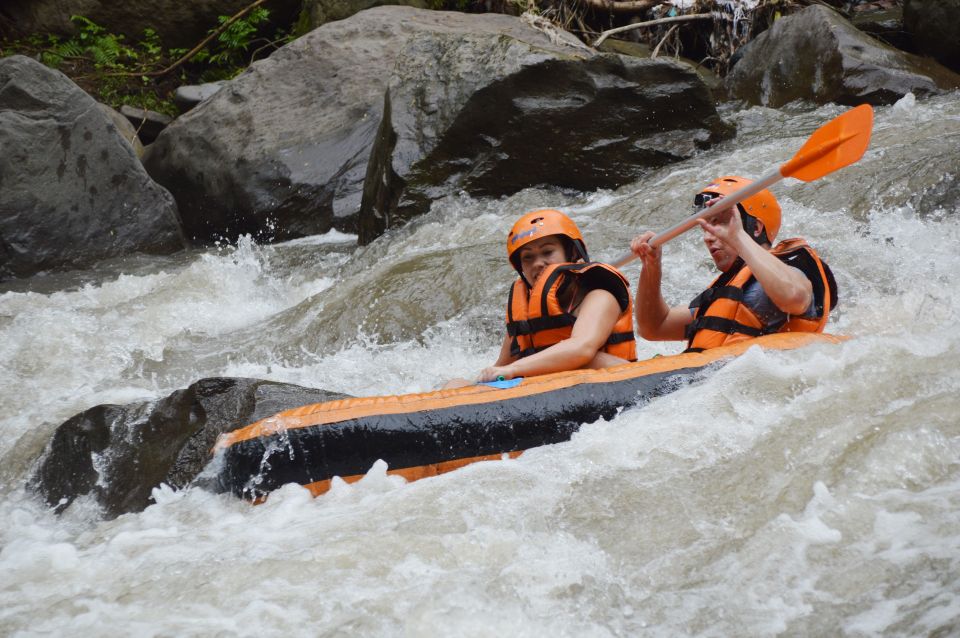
left=518, top=235, right=567, bottom=285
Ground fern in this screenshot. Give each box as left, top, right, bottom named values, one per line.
left=2, top=9, right=290, bottom=116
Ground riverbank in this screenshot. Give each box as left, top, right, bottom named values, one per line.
left=2, top=1, right=958, bottom=283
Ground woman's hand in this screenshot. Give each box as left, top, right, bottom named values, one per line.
left=477, top=366, right=514, bottom=383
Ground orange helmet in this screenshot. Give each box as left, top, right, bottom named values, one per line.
left=697, top=176, right=781, bottom=244
left=506, top=209, right=588, bottom=275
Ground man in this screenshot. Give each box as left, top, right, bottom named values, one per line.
left=630, top=176, right=838, bottom=352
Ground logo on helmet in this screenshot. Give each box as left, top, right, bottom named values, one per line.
left=510, top=227, right=538, bottom=245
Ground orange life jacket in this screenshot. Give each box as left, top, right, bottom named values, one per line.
left=506, top=262, right=637, bottom=362
left=686, top=238, right=838, bottom=352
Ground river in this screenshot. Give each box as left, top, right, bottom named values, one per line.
left=1, top=94, right=958, bottom=636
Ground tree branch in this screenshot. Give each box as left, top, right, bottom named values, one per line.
left=101, top=0, right=271, bottom=79
left=593, top=12, right=716, bottom=48
left=578, top=0, right=661, bottom=15
left=651, top=24, right=678, bottom=58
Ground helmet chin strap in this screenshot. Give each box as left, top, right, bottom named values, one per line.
left=741, top=213, right=764, bottom=245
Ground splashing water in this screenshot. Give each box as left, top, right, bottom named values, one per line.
left=1, top=95, right=959, bottom=636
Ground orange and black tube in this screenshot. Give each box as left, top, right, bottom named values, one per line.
left=212, top=333, right=841, bottom=500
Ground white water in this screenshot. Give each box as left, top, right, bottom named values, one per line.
left=2, top=95, right=959, bottom=636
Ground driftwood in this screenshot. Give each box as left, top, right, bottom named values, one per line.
left=578, top=0, right=661, bottom=14
left=651, top=24, right=678, bottom=58
left=593, top=13, right=716, bottom=48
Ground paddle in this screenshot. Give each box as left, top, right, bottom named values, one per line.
left=611, top=104, right=874, bottom=268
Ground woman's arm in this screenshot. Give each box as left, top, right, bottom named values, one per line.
left=492, top=333, right=517, bottom=367
left=478, top=289, right=621, bottom=381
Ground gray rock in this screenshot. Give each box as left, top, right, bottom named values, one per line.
left=96, top=102, right=145, bottom=158
left=173, top=82, right=227, bottom=113
left=360, top=49, right=731, bottom=243
left=144, top=7, right=730, bottom=246
left=0, top=0, right=301, bottom=49
left=904, top=0, right=960, bottom=73
left=912, top=172, right=960, bottom=217
left=29, top=377, right=349, bottom=518
left=726, top=4, right=960, bottom=107
left=119, top=104, right=173, bottom=145
left=0, top=56, right=185, bottom=281
left=851, top=5, right=913, bottom=51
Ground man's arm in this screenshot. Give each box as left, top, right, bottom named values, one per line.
left=736, top=239, right=813, bottom=315
left=631, top=231, right=693, bottom=341
left=698, top=209, right=813, bottom=316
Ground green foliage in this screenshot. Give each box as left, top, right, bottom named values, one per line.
left=195, top=7, right=292, bottom=80
left=0, top=10, right=294, bottom=117
left=426, top=0, right=474, bottom=10
left=67, top=15, right=139, bottom=70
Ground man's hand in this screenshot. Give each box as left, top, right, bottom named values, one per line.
left=630, top=230, right=662, bottom=269
left=697, top=202, right=747, bottom=248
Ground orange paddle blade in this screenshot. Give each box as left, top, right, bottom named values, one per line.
left=779, top=104, right=874, bottom=182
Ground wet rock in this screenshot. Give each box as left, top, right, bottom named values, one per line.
left=912, top=172, right=960, bottom=218
left=96, top=102, right=145, bottom=158
left=903, top=0, right=960, bottom=73
left=173, top=81, right=227, bottom=113
left=144, top=7, right=730, bottom=246
left=597, top=39, right=652, bottom=58
left=29, top=377, right=349, bottom=518
left=119, top=105, right=172, bottom=145
left=851, top=4, right=913, bottom=51
left=0, top=56, right=184, bottom=281
left=0, top=0, right=301, bottom=49
left=726, top=4, right=960, bottom=107
left=360, top=49, right=731, bottom=244
left=296, top=0, right=429, bottom=33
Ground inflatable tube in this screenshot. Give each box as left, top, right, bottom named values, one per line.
left=213, top=333, right=842, bottom=499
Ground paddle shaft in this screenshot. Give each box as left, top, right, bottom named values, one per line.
left=611, top=168, right=782, bottom=269
left=609, top=104, right=873, bottom=270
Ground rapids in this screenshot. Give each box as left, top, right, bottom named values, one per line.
left=2, top=94, right=959, bottom=636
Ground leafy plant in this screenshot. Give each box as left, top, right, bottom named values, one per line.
left=1, top=7, right=293, bottom=116
left=193, top=7, right=279, bottom=77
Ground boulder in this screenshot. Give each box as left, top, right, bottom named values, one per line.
left=0, top=0, right=301, bottom=49
left=144, top=7, right=730, bottom=246
left=29, top=377, right=349, bottom=518
left=903, top=0, right=960, bottom=73
left=726, top=4, right=960, bottom=107
left=0, top=56, right=185, bottom=281
left=360, top=46, right=731, bottom=243
left=851, top=4, right=913, bottom=51
left=173, top=81, right=227, bottom=113
left=295, top=0, right=430, bottom=33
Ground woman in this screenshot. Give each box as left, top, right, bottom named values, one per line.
left=445, top=209, right=635, bottom=388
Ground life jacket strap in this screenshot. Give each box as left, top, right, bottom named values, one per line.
left=506, top=314, right=576, bottom=337
left=689, top=285, right=746, bottom=311
left=605, top=331, right=635, bottom=345
left=685, top=315, right=765, bottom=341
